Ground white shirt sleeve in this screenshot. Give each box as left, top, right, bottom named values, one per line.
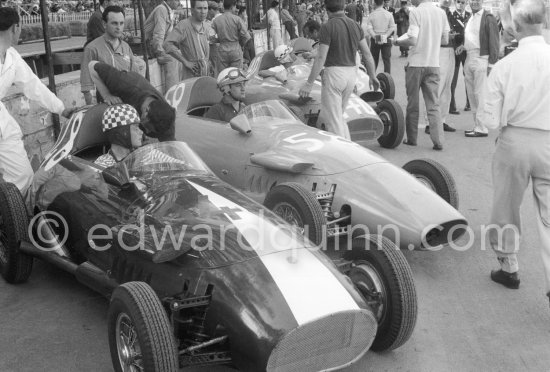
left=479, top=64, right=504, bottom=130
left=12, top=49, right=64, bottom=115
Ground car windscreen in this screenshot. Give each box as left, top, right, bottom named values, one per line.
left=238, top=100, right=300, bottom=126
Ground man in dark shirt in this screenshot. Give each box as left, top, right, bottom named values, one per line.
left=449, top=0, right=471, bottom=114
left=345, top=0, right=357, bottom=21
left=86, top=0, right=121, bottom=45
left=298, top=0, right=378, bottom=140
left=88, top=61, right=176, bottom=142
left=205, top=67, right=247, bottom=122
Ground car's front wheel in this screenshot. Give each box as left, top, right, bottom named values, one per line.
left=264, top=182, right=326, bottom=246
left=0, top=182, right=33, bottom=284
left=345, top=235, right=417, bottom=351
left=376, top=99, right=405, bottom=149
left=108, top=282, right=178, bottom=372
left=377, top=72, right=395, bottom=100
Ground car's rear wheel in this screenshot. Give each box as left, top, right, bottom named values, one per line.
left=377, top=72, right=395, bottom=100
left=264, top=182, right=326, bottom=246
left=376, top=99, right=405, bottom=149
left=402, top=159, right=459, bottom=209
left=0, top=182, right=33, bottom=284
left=108, top=282, right=178, bottom=372
left=345, top=235, right=417, bottom=351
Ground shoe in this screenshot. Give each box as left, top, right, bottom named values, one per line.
left=465, top=130, right=488, bottom=137
left=443, top=123, right=456, bottom=132
left=464, top=106, right=471, bottom=111
left=433, top=144, right=443, bottom=151
left=424, top=126, right=430, bottom=134
left=403, top=139, right=417, bottom=146
left=490, top=270, right=520, bottom=289
left=449, top=109, right=460, bottom=115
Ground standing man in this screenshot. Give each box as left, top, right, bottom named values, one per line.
left=144, top=0, right=181, bottom=94
left=345, top=0, right=358, bottom=21
left=212, top=0, right=250, bottom=71
left=357, top=1, right=365, bottom=25
left=480, top=0, right=550, bottom=307
left=81, top=6, right=140, bottom=105
left=298, top=0, right=379, bottom=140
left=164, top=0, right=211, bottom=79
left=281, top=1, right=298, bottom=40
left=393, top=0, right=449, bottom=150
left=383, top=0, right=395, bottom=15
left=296, top=1, right=309, bottom=37
left=457, top=0, right=499, bottom=137
left=85, top=0, right=120, bottom=45
left=0, top=8, right=71, bottom=194
left=264, top=1, right=283, bottom=50
left=449, top=0, right=471, bottom=114
left=366, top=0, right=396, bottom=74
left=394, top=0, right=410, bottom=57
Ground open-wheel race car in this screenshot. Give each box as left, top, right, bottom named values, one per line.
left=0, top=104, right=418, bottom=371
left=243, top=41, right=404, bottom=149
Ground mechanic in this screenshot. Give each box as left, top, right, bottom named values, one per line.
left=211, top=0, right=251, bottom=71
left=0, top=7, right=72, bottom=194
left=88, top=61, right=176, bottom=142
left=204, top=67, right=248, bottom=122
left=95, top=104, right=144, bottom=168
left=258, top=44, right=303, bottom=83
left=479, top=0, right=550, bottom=308
left=80, top=5, right=141, bottom=105
left=301, top=19, right=321, bottom=59
left=298, top=0, right=379, bottom=140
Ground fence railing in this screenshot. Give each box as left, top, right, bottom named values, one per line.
left=20, top=11, right=94, bottom=25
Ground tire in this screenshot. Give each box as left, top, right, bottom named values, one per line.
left=346, top=235, right=417, bottom=351
left=402, top=159, right=459, bottom=209
left=376, top=99, right=405, bottom=149
left=0, top=182, right=33, bottom=284
left=377, top=72, right=395, bottom=100
left=108, top=282, right=178, bottom=372
left=264, top=182, right=326, bottom=246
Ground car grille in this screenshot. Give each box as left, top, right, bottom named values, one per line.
left=266, top=310, right=377, bottom=372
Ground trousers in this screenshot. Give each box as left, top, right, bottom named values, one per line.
left=438, top=48, right=455, bottom=124
left=489, top=126, right=550, bottom=294
left=450, top=49, right=470, bottom=111
left=318, top=66, right=357, bottom=140
left=370, top=39, right=392, bottom=74
left=464, top=49, right=488, bottom=133
left=405, top=65, right=443, bottom=146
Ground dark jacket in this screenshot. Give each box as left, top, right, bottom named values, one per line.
left=451, top=9, right=471, bottom=46
left=479, top=10, right=500, bottom=65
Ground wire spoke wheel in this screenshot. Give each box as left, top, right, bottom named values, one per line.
left=272, top=202, right=305, bottom=234
left=116, top=313, right=144, bottom=372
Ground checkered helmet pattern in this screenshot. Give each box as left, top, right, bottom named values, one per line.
left=101, top=104, right=140, bottom=133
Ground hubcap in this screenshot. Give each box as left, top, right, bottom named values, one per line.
left=273, top=202, right=305, bottom=235
left=413, top=174, right=436, bottom=191
left=349, top=262, right=388, bottom=323
left=378, top=110, right=392, bottom=135
left=116, top=312, right=144, bottom=372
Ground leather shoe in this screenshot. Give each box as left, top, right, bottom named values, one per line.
left=490, top=270, right=520, bottom=289
left=464, top=105, right=471, bottom=111
left=443, top=123, right=456, bottom=132
left=449, top=109, right=460, bottom=115
left=424, top=126, right=430, bottom=134
left=403, top=139, right=417, bottom=146
left=433, top=144, right=443, bottom=151
left=465, top=130, right=488, bottom=137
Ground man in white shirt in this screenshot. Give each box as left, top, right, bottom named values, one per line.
left=455, top=0, right=499, bottom=137
left=480, top=0, right=550, bottom=308
left=0, top=8, right=71, bottom=195
left=263, top=0, right=283, bottom=49
left=366, top=0, right=396, bottom=73
left=393, top=0, right=449, bottom=150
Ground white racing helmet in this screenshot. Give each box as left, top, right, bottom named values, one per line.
left=217, top=67, right=248, bottom=92
left=274, top=44, right=294, bottom=63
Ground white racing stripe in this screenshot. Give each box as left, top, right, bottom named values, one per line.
left=188, top=181, right=359, bottom=325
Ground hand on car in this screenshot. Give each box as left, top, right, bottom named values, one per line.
left=299, top=81, right=313, bottom=98
left=104, top=95, right=123, bottom=105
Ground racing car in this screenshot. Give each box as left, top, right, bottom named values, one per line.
left=0, top=104, right=417, bottom=371
left=243, top=44, right=404, bottom=149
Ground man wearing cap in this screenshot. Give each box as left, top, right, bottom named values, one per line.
left=212, top=0, right=250, bottom=71
left=366, top=0, right=396, bottom=74
left=144, top=0, right=181, bottom=93
left=480, top=0, right=550, bottom=308
left=205, top=67, right=248, bottom=122
left=449, top=0, right=471, bottom=114
left=95, top=104, right=144, bottom=168
left=164, top=0, right=212, bottom=79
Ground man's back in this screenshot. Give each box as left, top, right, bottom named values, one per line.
left=407, top=2, right=449, bottom=67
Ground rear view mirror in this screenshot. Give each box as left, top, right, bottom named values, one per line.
left=229, top=114, right=252, bottom=135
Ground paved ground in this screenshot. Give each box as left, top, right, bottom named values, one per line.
left=1, top=47, right=549, bottom=371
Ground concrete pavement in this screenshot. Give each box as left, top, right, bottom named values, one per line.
left=0, top=47, right=549, bottom=372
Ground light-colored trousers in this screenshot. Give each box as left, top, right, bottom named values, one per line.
left=464, top=49, right=488, bottom=133
left=489, top=126, right=550, bottom=294
left=318, top=66, right=357, bottom=140
left=160, top=55, right=181, bottom=94
left=438, top=48, right=455, bottom=125
left=270, top=28, right=283, bottom=50
left=0, top=111, right=33, bottom=194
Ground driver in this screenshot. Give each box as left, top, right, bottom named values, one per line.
left=258, top=44, right=305, bottom=83
left=204, top=67, right=248, bottom=122
left=95, top=104, right=144, bottom=168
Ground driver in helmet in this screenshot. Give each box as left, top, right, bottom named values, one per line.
left=95, top=104, right=144, bottom=168
left=204, top=67, right=248, bottom=122
left=258, top=44, right=300, bottom=83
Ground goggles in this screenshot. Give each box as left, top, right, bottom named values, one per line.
left=220, top=69, right=248, bottom=85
